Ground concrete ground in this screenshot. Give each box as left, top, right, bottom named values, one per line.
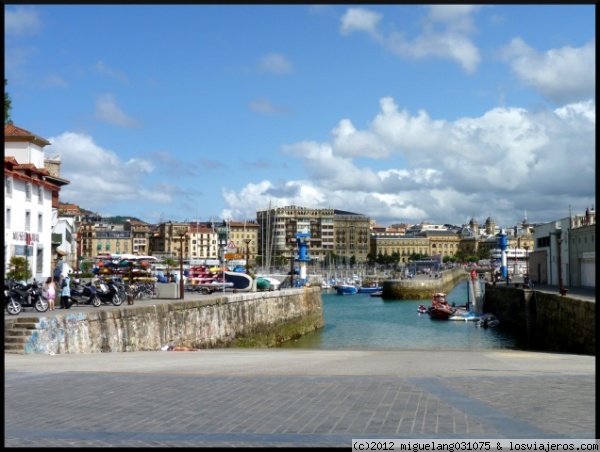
left=5, top=282, right=596, bottom=447
left=5, top=348, right=596, bottom=446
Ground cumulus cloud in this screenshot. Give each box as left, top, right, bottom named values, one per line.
left=500, top=38, right=595, bottom=104
left=341, top=5, right=482, bottom=73
left=226, top=96, right=595, bottom=226
left=46, top=132, right=166, bottom=215
left=340, top=7, right=383, bottom=41
left=5, top=6, right=42, bottom=37
left=94, top=94, right=141, bottom=128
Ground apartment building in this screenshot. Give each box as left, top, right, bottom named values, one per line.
left=4, top=123, right=69, bottom=280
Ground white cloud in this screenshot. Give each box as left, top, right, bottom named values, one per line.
left=340, top=7, right=383, bottom=41
left=258, top=53, right=294, bottom=74
left=227, top=96, right=595, bottom=226
left=47, top=132, right=164, bottom=215
left=5, top=7, right=42, bottom=37
left=501, top=38, right=595, bottom=104
left=94, top=94, right=141, bottom=128
left=341, top=5, right=481, bottom=73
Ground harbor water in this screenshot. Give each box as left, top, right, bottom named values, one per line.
left=279, top=280, right=521, bottom=351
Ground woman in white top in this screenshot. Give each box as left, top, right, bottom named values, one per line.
left=43, top=277, right=57, bottom=311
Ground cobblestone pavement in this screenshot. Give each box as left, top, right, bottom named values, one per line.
left=4, top=349, right=596, bottom=447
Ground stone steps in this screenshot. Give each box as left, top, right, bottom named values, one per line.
left=4, top=318, right=40, bottom=354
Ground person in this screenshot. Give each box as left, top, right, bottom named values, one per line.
left=53, top=264, right=61, bottom=284
left=60, top=273, right=71, bottom=309
left=42, top=277, right=57, bottom=311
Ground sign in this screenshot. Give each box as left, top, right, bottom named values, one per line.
left=225, top=253, right=243, bottom=259
left=227, top=240, right=237, bottom=250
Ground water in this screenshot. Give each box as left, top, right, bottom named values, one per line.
left=279, top=280, right=519, bottom=351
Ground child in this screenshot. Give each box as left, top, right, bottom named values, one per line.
left=43, top=277, right=57, bottom=311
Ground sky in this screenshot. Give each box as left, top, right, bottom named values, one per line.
left=5, top=4, right=596, bottom=229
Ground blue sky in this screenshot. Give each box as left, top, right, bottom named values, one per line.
left=5, top=4, right=595, bottom=228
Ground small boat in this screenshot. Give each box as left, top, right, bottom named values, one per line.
left=474, top=315, right=500, bottom=328
left=427, top=292, right=455, bottom=320
left=336, top=284, right=358, bottom=295
left=357, top=286, right=383, bottom=294
left=223, top=271, right=253, bottom=292
left=417, top=304, right=428, bottom=314
left=370, top=291, right=383, bottom=297
left=256, top=277, right=281, bottom=291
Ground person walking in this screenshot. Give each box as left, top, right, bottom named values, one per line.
left=60, top=272, right=72, bottom=309
left=42, top=277, right=57, bottom=311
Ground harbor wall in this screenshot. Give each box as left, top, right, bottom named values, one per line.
left=12, top=287, right=324, bottom=355
left=381, top=267, right=469, bottom=300
left=483, top=284, right=595, bottom=355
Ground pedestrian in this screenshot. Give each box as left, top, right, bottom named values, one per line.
left=53, top=264, right=61, bottom=284
left=60, top=272, right=71, bottom=309
left=42, top=277, right=57, bottom=311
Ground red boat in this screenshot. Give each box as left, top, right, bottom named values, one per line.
left=427, top=293, right=456, bottom=320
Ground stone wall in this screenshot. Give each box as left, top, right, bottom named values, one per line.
left=20, top=288, right=324, bottom=355
left=483, top=284, right=595, bottom=355
left=381, top=267, right=469, bottom=300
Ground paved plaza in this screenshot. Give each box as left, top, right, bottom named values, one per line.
left=4, top=348, right=596, bottom=447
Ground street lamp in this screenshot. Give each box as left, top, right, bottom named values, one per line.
left=176, top=228, right=187, bottom=300
left=555, top=231, right=565, bottom=295
left=244, top=238, right=251, bottom=275
left=523, top=244, right=530, bottom=288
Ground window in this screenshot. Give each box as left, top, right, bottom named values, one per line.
left=26, top=183, right=32, bottom=201
left=25, top=211, right=31, bottom=231
left=38, top=185, right=44, bottom=204
left=38, top=214, right=43, bottom=233
left=6, top=207, right=11, bottom=228
left=5, top=176, right=12, bottom=197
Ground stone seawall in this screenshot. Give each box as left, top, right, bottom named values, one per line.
left=483, top=284, right=595, bottom=355
left=381, top=267, right=469, bottom=300
left=14, top=288, right=324, bottom=355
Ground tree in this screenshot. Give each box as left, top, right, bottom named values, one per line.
left=5, top=79, right=12, bottom=123
left=161, top=257, right=178, bottom=276
left=6, top=256, right=30, bottom=281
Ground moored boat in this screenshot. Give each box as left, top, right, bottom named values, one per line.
left=336, top=284, right=358, bottom=295
left=417, top=304, right=428, bottom=314
left=357, top=285, right=383, bottom=294
left=427, top=292, right=455, bottom=320
left=370, top=291, right=383, bottom=297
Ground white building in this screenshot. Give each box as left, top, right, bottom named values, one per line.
left=4, top=123, right=69, bottom=281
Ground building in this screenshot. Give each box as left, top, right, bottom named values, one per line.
left=333, top=209, right=371, bottom=264
left=531, top=208, right=596, bottom=289
left=4, top=123, right=69, bottom=281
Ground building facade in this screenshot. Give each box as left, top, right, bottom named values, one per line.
left=4, top=124, right=69, bottom=281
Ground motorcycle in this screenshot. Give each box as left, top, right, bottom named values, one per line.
left=70, top=282, right=102, bottom=308
left=5, top=282, right=23, bottom=315
left=5, top=277, right=49, bottom=313
left=91, top=279, right=123, bottom=306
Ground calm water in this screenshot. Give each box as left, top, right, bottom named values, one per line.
left=279, top=280, right=521, bottom=351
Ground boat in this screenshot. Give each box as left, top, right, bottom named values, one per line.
left=256, top=276, right=281, bottom=291
left=357, top=285, right=383, bottom=294
left=474, top=314, right=500, bottom=328
left=427, top=292, right=456, bottom=320
left=223, top=271, right=253, bottom=292
left=370, top=291, right=383, bottom=297
left=336, top=284, right=358, bottom=295
left=417, top=304, right=428, bottom=314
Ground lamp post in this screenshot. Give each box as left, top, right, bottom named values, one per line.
left=555, top=231, right=565, bottom=295
left=523, top=244, right=530, bottom=288
left=177, top=228, right=187, bottom=300
left=244, top=238, right=251, bottom=275
left=289, top=245, right=295, bottom=288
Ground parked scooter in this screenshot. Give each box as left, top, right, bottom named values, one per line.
left=70, top=281, right=101, bottom=308
left=5, top=277, right=49, bottom=313
left=91, top=279, right=123, bottom=306
left=5, top=282, right=23, bottom=315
